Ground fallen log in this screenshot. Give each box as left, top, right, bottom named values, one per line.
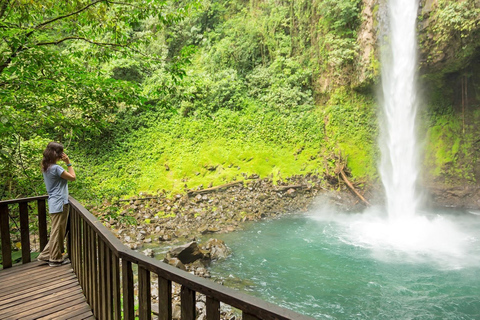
left=339, top=168, right=371, bottom=206
left=117, top=196, right=159, bottom=203
left=187, top=181, right=244, bottom=196
left=276, top=184, right=309, bottom=192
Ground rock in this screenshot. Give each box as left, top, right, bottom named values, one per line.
left=286, top=188, right=296, bottom=197
left=202, top=239, right=231, bottom=261
left=166, top=241, right=205, bottom=264
left=197, top=225, right=208, bottom=234
left=163, top=257, right=186, bottom=271
left=142, top=248, right=154, bottom=257
left=161, top=234, right=173, bottom=241
left=172, top=302, right=181, bottom=320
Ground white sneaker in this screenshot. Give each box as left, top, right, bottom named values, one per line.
left=48, top=258, right=70, bottom=267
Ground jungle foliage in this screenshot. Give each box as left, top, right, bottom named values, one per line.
left=1, top=0, right=479, bottom=202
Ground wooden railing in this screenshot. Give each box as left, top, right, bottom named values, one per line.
left=0, top=196, right=48, bottom=269
left=1, top=196, right=315, bottom=320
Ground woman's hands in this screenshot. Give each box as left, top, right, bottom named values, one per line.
left=61, top=152, right=71, bottom=164
left=60, top=152, right=76, bottom=181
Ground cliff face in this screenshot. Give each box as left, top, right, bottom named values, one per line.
left=352, top=0, right=379, bottom=90
left=351, top=0, right=480, bottom=87
left=349, top=0, right=480, bottom=207
left=418, top=0, right=480, bottom=74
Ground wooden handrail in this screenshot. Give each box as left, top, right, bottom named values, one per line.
left=68, top=197, right=314, bottom=320
left=0, top=196, right=48, bottom=268
left=1, top=196, right=315, bottom=320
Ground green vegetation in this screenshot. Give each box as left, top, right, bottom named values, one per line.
left=1, top=0, right=479, bottom=203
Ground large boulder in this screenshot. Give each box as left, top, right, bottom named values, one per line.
left=202, top=239, right=231, bottom=261
left=166, top=241, right=206, bottom=264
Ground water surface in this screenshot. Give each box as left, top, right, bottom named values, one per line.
left=205, top=207, right=480, bottom=319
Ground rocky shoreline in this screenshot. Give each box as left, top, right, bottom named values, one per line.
left=87, top=173, right=480, bottom=319
left=90, top=174, right=364, bottom=252
left=89, top=174, right=364, bottom=319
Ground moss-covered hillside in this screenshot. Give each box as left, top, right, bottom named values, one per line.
left=1, top=0, right=479, bottom=204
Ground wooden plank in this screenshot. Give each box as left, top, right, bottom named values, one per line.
left=36, top=299, right=93, bottom=319
left=19, top=202, right=30, bottom=263
left=0, top=263, right=73, bottom=281
left=206, top=296, right=220, bottom=320
left=99, top=239, right=107, bottom=320
left=0, top=284, right=83, bottom=312
left=66, top=207, right=71, bottom=268
left=37, top=199, right=48, bottom=251
left=79, top=211, right=85, bottom=293
left=68, top=310, right=97, bottom=320
left=86, top=220, right=93, bottom=308
left=0, top=274, right=75, bottom=298
left=181, top=285, right=196, bottom=320
left=0, top=204, right=12, bottom=269
left=106, top=245, right=113, bottom=320
left=77, top=211, right=84, bottom=293
left=158, top=277, right=172, bottom=320
left=70, top=208, right=79, bottom=288
left=0, top=281, right=79, bottom=309
left=0, top=266, right=75, bottom=293
left=0, top=260, right=51, bottom=278
left=122, top=259, right=135, bottom=320
left=0, top=195, right=48, bottom=205
left=0, top=280, right=83, bottom=318
left=112, top=253, right=121, bottom=320
left=0, top=261, right=73, bottom=284
left=5, top=295, right=88, bottom=320
left=138, top=265, right=152, bottom=320
left=92, top=230, right=99, bottom=317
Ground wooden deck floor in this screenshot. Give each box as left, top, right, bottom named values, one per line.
left=0, top=260, right=95, bottom=320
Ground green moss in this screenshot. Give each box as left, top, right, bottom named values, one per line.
left=155, top=211, right=175, bottom=219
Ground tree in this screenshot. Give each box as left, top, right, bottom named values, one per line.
left=0, top=0, right=197, bottom=198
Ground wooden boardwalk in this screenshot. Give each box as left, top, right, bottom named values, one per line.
left=0, top=260, right=94, bottom=320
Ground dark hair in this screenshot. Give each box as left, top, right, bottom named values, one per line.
left=41, top=142, right=64, bottom=172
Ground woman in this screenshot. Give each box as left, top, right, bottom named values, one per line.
left=37, top=142, right=76, bottom=266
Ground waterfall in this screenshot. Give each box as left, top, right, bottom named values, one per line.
left=380, top=0, right=420, bottom=219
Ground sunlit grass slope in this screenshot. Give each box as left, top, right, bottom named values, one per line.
left=75, top=93, right=378, bottom=201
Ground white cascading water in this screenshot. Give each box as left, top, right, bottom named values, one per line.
left=380, top=0, right=420, bottom=219
left=310, top=0, right=480, bottom=269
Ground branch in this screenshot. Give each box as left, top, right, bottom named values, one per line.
left=36, top=36, right=128, bottom=47
left=0, top=0, right=11, bottom=21
left=339, top=166, right=370, bottom=206
left=35, top=0, right=106, bottom=29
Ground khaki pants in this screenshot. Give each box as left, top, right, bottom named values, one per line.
left=38, top=204, right=69, bottom=262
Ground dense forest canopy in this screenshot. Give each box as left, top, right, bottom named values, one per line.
left=1, top=0, right=479, bottom=202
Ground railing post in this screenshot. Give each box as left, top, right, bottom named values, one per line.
left=66, top=206, right=71, bottom=263
left=106, top=244, right=113, bottom=320
left=206, top=296, right=220, bottom=320
left=99, top=239, right=106, bottom=319
left=92, top=231, right=99, bottom=317
left=19, top=202, right=30, bottom=264
left=37, top=199, right=47, bottom=252
left=158, top=277, right=172, bottom=320
left=181, top=286, right=196, bottom=320
left=0, top=204, right=12, bottom=269
left=139, top=265, right=152, bottom=320
left=122, top=259, right=135, bottom=319
left=112, top=253, right=121, bottom=320
left=85, top=220, right=92, bottom=307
